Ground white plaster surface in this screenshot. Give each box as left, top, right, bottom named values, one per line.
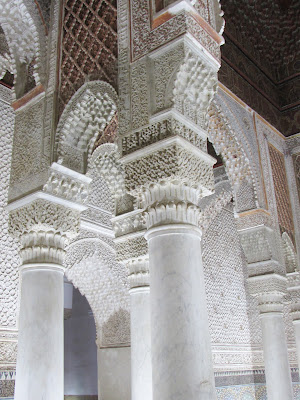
left=130, top=287, right=152, bottom=400
left=97, top=346, right=131, bottom=400
left=260, top=313, right=293, bottom=399
left=147, top=225, right=216, bottom=400
left=14, top=267, right=64, bottom=400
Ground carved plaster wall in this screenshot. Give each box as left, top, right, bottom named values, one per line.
left=0, top=86, right=19, bottom=387
left=8, top=97, right=50, bottom=201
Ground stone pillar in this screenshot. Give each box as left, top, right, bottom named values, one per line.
left=115, top=2, right=225, bottom=399
left=238, top=211, right=293, bottom=399
left=248, top=274, right=293, bottom=400
left=8, top=198, right=81, bottom=400
left=113, top=207, right=153, bottom=400
left=287, top=271, right=300, bottom=372
left=146, top=222, right=214, bottom=400
left=128, top=257, right=152, bottom=400
left=137, top=184, right=215, bottom=400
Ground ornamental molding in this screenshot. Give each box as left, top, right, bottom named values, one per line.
left=0, top=370, right=16, bottom=380
left=121, top=112, right=207, bottom=157
left=6, top=190, right=87, bottom=213
left=43, top=163, right=92, bottom=206
left=56, top=81, right=118, bottom=173
left=128, top=0, right=222, bottom=63
left=235, top=209, right=273, bottom=231
left=0, top=341, right=17, bottom=366
left=112, top=209, right=145, bottom=238
left=121, top=136, right=215, bottom=199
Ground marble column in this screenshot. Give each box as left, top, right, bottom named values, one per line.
left=287, top=271, right=300, bottom=373
left=248, top=274, right=293, bottom=400
left=128, top=258, right=152, bottom=400
left=292, top=318, right=300, bottom=372
left=146, top=223, right=215, bottom=400
left=8, top=199, right=80, bottom=400
left=116, top=1, right=224, bottom=398
left=14, top=264, right=65, bottom=400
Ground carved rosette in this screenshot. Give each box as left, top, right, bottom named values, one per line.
left=247, top=273, right=287, bottom=314
left=9, top=199, right=80, bottom=265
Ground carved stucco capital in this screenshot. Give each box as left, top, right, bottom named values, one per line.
left=247, top=273, right=287, bottom=314
left=127, top=256, right=150, bottom=290
left=8, top=199, right=81, bottom=264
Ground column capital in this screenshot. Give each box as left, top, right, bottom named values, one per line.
left=248, top=273, right=287, bottom=314
left=8, top=199, right=80, bottom=265
left=127, top=256, right=150, bottom=290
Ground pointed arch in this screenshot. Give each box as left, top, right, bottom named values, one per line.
left=56, top=81, right=118, bottom=174
left=0, top=0, right=47, bottom=96
left=64, top=237, right=130, bottom=345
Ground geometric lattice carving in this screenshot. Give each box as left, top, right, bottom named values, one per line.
left=59, top=0, right=117, bottom=116
left=202, top=206, right=256, bottom=346
left=268, top=143, right=294, bottom=242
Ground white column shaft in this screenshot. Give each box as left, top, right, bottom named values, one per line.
left=147, top=225, right=216, bottom=400
left=260, top=313, right=293, bottom=400
left=293, top=321, right=300, bottom=375
left=130, top=287, right=152, bottom=400
left=14, top=266, right=64, bottom=400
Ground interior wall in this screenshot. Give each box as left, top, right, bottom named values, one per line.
left=97, top=347, right=131, bottom=400
left=64, top=287, right=98, bottom=397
